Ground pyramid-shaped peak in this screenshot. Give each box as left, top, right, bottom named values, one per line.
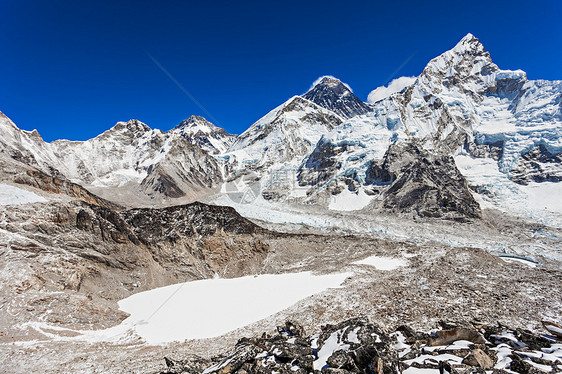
left=172, top=115, right=232, bottom=138
left=111, top=119, right=151, bottom=133
left=451, top=33, right=487, bottom=54
left=308, top=75, right=353, bottom=92
left=177, top=115, right=216, bottom=129
left=303, top=76, right=370, bottom=119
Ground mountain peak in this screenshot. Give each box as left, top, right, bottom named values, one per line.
left=309, top=75, right=352, bottom=92
left=451, top=33, right=486, bottom=54
left=110, top=119, right=151, bottom=134
left=176, top=115, right=216, bottom=132
left=303, top=76, right=371, bottom=119
left=171, top=115, right=235, bottom=154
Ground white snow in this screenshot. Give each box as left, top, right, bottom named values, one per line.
left=313, top=328, right=351, bottom=370
left=0, top=184, right=47, bottom=205
left=404, top=353, right=463, bottom=366
left=454, top=154, right=562, bottom=228
left=352, top=255, right=407, bottom=270
left=544, top=324, right=562, bottom=335
left=329, top=189, right=373, bottom=211
left=402, top=368, right=439, bottom=374
left=500, top=256, right=538, bottom=268
left=116, top=271, right=350, bottom=344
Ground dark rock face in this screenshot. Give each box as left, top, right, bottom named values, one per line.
left=368, top=143, right=481, bottom=220
left=68, top=201, right=270, bottom=278
left=121, top=202, right=265, bottom=245
left=140, top=165, right=187, bottom=198
left=298, top=138, right=344, bottom=187
left=138, top=137, right=223, bottom=200
left=510, top=144, right=562, bottom=185
left=303, top=77, right=372, bottom=119
left=159, top=318, right=562, bottom=374
left=464, top=138, right=504, bottom=161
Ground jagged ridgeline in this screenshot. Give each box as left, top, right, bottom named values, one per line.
left=160, top=317, right=562, bottom=374
left=1, top=33, right=560, bottom=219
left=1, top=31, right=561, bottom=374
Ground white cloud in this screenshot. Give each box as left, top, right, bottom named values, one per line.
left=367, top=76, right=417, bottom=103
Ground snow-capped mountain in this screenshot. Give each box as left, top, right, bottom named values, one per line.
left=302, top=76, right=372, bottom=119
left=297, top=33, right=562, bottom=221
left=0, top=113, right=225, bottom=204
left=223, top=96, right=342, bottom=195
left=170, top=115, right=236, bottom=154
left=1, top=33, right=560, bottom=221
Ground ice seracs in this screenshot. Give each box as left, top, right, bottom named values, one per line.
left=0, top=33, right=560, bottom=222
left=298, top=33, right=562, bottom=221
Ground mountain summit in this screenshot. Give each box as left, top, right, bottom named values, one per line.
left=303, top=76, right=371, bottom=119
left=170, top=115, right=235, bottom=154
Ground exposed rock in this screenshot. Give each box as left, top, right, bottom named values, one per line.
left=370, top=143, right=481, bottom=220
left=158, top=318, right=562, bottom=374
left=302, top=76, right=372, bottom=119
left=462, top=349, right=494, bottom=369
left=428, top=327, right=485, bottom=346
left=510, top=144, right=562, bottom=185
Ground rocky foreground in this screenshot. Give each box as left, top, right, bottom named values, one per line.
left=160, top=318, right=562, bottom=374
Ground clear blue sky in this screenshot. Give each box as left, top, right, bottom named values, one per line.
left=1, top=0, right=561, bottom=141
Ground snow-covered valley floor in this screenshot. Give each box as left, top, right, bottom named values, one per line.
left=0, top=186, right=560, bottom=373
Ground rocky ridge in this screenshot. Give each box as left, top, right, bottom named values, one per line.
left=160, top=317, right=562, bottom=374
left=1, top=33, right=561, bottom=221
left=303, top=76, right=372, bottom=119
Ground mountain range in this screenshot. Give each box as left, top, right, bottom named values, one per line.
left=1, top=33, right=561, bottom=221
left=1, top=33, right=562, bottom=374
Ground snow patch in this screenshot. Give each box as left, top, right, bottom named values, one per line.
left=116, top=272, right=351, bottom=344
left=0, top=184, right=47, bottom=205
left=313, top=329, right=351, bottom=370
left=329, top=189, right=373, bottom=211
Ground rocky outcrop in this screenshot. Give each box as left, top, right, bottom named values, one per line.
left=510, top=144, right=562, bottom=184
left=121, top=202, right=266, bottom=243
left=160, top=318, right=562, bottom=374
left=368, top=143, right=481, bottom=220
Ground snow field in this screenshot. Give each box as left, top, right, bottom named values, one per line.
left=0, top=184, right=47, bottom=205
left=117, top=272, right=352, bottom=344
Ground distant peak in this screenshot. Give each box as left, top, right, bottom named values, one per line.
left=461, top=32, right=476, bottom=41
left=178, top=115, right=214, bottom=128
left=111, top=119, right=151, bottom=133
left=308, top=75, right=353, bottom=93
left=172, top=115, right=231, bottom=137
left=451, top=33, right=486, bottom=54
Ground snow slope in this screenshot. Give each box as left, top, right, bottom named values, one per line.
left=298, top=33, right=562, bottom=222
left=0, top=184, right=47, bottom=205
left=117, top=272, right=350, bottom=344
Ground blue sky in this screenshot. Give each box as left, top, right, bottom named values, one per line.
left=1, top=0, right=561, bottom=141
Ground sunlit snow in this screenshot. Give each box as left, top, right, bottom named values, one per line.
left=117, top=272, right=350, bottom=344
left=0, top=184, right=47, bottom=205
left=329, top=189, right=373, bottom=211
